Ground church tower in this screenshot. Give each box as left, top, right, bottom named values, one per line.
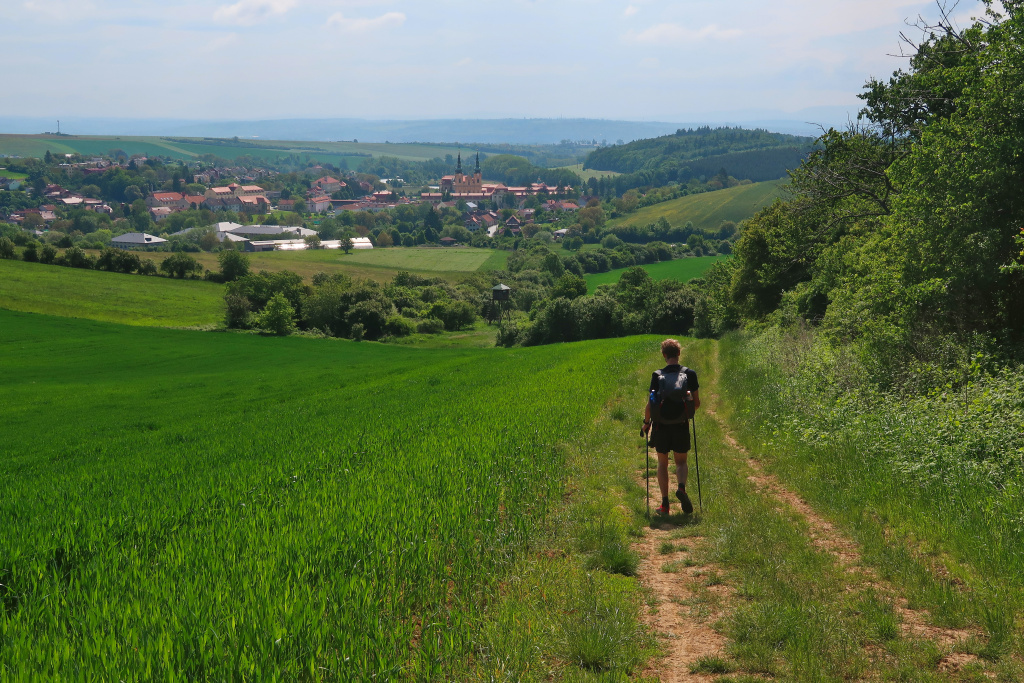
left=474, top=151, right=482, bottom=183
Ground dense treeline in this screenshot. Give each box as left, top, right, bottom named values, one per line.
left=585, top=126, right=813, bottom=172
left=226, top=268, right=489, bottom=340
left=700, top=2, right=1024, bottom=378
left=480, top=155, right=582, bottom=189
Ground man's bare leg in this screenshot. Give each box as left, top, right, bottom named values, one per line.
left=656, top=451, right=670, bottom=500
left=674, top=451, right=688, bottom=490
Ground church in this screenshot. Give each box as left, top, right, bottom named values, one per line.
left=440, top=152, right=484, bottom=196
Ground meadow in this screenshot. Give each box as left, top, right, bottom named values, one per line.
left=141, top=246, right=508, bottom=283
left=0, top=134, right=470, bottom=167
left=583, top=254, right=730, bottom=293
left=555, top=163, right=621, bottom=182
left=0, top=258, right=224, bottom=327
left=0, top=309, right=653, bottom=679
left=608, top=179, right=784, bottom=232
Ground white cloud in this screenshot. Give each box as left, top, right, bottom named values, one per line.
left=624, top=5, right=638, bottom=17
left=213, top=0, right=297, bottom=26
left=625, top=22, right=742, bottom=45
left=327, top=11, right=405, bottom=32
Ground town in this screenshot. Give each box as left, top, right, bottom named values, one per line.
left=0, top=148, right=586, bottom=254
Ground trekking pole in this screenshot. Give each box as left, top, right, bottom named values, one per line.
left=692, top=415, right=702, bottom=513
left=643, top=423, right=650, bottom=520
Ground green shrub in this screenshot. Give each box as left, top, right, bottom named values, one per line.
left=417, top=318, right=444, bottom=334
left=0, top=236, right=15, bottom=259
left=383, top=315, right=415, bottom=337
left=254, top=292, right=296, bottom=336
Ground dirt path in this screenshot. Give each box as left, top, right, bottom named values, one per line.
left=708, top=407, right=980, bottom=661
left=633, top=470, right=729, bottom=682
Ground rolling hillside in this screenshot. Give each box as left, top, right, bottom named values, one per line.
left=0, top=259, right=224, bottom=327
left=609, top=179, right=784, bottom=231
left=583, top=254, right=729, bottom=293
left=0, top=134, right=470, bottom=167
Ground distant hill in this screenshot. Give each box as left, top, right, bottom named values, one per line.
left=585, top=127, right=814, bottom=184
left=0, top=115, right=843, bottom=145
left=608, top=179, right=786, bottom=233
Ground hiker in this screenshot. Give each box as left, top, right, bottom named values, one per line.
left=642, top=338, right=700, bottom=516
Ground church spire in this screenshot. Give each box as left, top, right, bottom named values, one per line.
left=474, top=151, right=480, bottom=174
left=456, top=151, right=462, bottom=173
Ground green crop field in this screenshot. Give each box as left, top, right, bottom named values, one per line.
left=0, top=259, right=225, bottom=327
left=341, top=247, right=500, bottom=272
left=556, top=163, right=620, bottom=181
left=609, top=179, right=785, bottom=232
left=0, top=309, right=649, bottom=678
left=138, top=247, right=509, bottom=283
left=0, top=134, right=471, bottom=166
left=0, top=168, right=29, bottom=179
left=583, top=255, right=729, bottom=293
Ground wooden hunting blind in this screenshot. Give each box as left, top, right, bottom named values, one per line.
left=492, top=283, right=512, bottom=324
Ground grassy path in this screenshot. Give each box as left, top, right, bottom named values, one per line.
left=620, top=339, right=1009, bottom=680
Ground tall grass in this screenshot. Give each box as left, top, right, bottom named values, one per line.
left=0, top=310, right=652, bottom=678
left=718, top=328, right=1024, bottom=637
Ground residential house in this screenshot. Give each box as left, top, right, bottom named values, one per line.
left=312, top=176, right=345, bottom=195
left=307, top=195, right=332, bottom=213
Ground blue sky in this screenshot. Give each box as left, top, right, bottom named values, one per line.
left=0, top=0, right=986, bottom=122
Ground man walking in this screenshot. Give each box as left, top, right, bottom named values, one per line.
left=642, top=338, right=700, bottom=516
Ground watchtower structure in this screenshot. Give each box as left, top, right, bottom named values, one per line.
left=492, top=283, right=512, bottom=325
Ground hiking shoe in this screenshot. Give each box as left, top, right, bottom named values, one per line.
left=676, top=488, right=694, bottom=514
left=655, top=503, right=670, bottom=516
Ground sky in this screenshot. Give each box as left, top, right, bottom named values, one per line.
left=0, top=0, right=990, bottom=123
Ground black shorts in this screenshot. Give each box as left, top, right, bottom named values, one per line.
left=652, top=422, right=690, bottom=454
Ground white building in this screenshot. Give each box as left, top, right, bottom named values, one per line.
left=111, top=232, right=168, bottom=249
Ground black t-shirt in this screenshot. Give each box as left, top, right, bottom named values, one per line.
left=649, top=364, right=699, bottom=394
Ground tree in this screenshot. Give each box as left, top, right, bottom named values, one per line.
left=341, top=237, right=354, bottom=254
left=218, top=249, right=250, bottom=282
left=375, top=231, right=393, bottom=247
left=22, top=214, right=44, bottom=231
left=255, top=292, right=296, bottom=335
left=160, top=252, right=202, bottom=278
left=304, top=233, right=323, bottom=249
left=0, top=237, right=15, bottom=259
left=97, top=247, right=141, bottom=274
left=22, top=242, right=39, bottom=262
left=563, top=236, right=584, bottom=251
left=551, top=272, right=587, bottom=300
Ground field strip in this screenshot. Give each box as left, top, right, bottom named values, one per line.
left=705, top=404, right=984, bottom=662
left=634, top=469, right=729, bottom=681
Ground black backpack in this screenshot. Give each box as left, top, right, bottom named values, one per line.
left=650, top=366, right=693, bottom=425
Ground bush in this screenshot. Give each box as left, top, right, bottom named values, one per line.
left=138, top=259, right=158, bottom=276
left=160, top=252, right=202, bottom=278
left=417, top=318, right=444, bottom=334
left=54, top=246, right=95, bottom=269
left=350, top=322, right=365, bottom=341
left=39, top=244, right=57, bottom=264
left=21, top=242, right=39, bottom=262
left=384, top=315, right=416, bottom=337
left=254, top=292, right=296, bottom=336
left=97, top=247, right=141, bottom=274
left=0, top=237, right=15, bottom=259
left=218, top=250, right=250, bottom=282
left=225, top=292, right=253, bottom=329
left=429, top=300, right=477, bottom=331
left=347, top=299, right=390, bottom=340
left=601, top=234, right=623, bottom=249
